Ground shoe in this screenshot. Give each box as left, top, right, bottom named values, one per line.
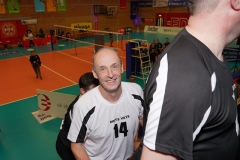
left=36, top=76, right=38, bottom=78
left=40, top=77, right=42, bottom=80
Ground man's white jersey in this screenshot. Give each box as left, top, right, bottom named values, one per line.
left=68, top=82, right=143, bottom=160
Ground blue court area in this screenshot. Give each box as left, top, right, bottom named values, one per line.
left=0, top=31, right=239, bottom=160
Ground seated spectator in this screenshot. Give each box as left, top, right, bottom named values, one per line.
left=39, top=28, right=45, bottom=38
left=66, top=32, right=70, bottom=41
left=57, top=27, right=63, bottom=40
left=18, top=39, right=23, bottom=47
left=3, top=42, right=8, bottom=50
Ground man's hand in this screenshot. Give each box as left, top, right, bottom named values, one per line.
left=71, top=142, right=90, bottom=160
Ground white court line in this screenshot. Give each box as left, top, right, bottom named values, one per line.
left=0, top=50, right=50, bottom=61
left=41, top=64, right=76, bottom=84
left=57, top=51, right=93, bottom=64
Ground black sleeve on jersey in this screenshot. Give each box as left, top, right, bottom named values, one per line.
left=131, top=94, right=144, bottom=106
left=238, top=104, right=240, bottom=124
left=76, top=106, right=96, bottom=143
left=61, top=95, right=80, bottom=131
left=143, top=35, right=212, bottom=159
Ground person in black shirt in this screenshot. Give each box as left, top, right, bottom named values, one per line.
left=164, top=38, right=170, bottom=47
left=18, top=39, right=23, bottom=47
left=156, top=39, right=163, bottom=56
left=56, top=72, right=99, bottom=160
left=39, top=28, right=45, bottom=38
left=149, top=39, right=156, bottom=49
left=29, top=51, right=42, bottom=79
left=149, top=43, right=156, bottom=64
left=138, top=0, right=240, bottom=160
left=57, top=27, right=63, bottom=40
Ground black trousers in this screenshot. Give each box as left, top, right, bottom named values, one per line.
left=29, top=40, right=35, bottom=47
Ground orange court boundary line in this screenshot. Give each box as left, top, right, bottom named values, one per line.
left=57, top=51, right=93, bottom=64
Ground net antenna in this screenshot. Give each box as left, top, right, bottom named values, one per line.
left=54, top=24, right=124, bottom=51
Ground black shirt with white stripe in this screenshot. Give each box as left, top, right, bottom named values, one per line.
left=143, top=28, right=239, bottom=160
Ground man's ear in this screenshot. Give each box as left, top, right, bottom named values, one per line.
left=80, top=88, right=85, bottom=95
left=121, top=63, right=124, bottom=73
left=92, top=69, right=98, bottom=79
left=231, top=0, right=240, bottom=11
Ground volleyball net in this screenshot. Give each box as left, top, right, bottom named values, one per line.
left=53, top=25, right=126, bottom=52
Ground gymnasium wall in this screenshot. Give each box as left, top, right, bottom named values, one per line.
left=0, top=0, right=188, bottom=37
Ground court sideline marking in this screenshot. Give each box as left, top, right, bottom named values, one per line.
left=57, top=50, right=92, bottom=64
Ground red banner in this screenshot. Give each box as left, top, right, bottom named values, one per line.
left=94, top=16, right=98, bottom=30
left=120, top=0, right=126, bottom=9
left=117, top=28, right=125, bottom=34
left=143, top=18, right=154, bottom=24
left=156, top=13, right=190, bottom=27
left=0, top=21, right=18, bottom=38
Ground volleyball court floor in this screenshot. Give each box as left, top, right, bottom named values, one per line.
left=0, top=31, right=238, bottom=160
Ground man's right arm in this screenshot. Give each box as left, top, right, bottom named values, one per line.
left=71, top=142, right=90, bottom=160
left=141, top=145, right=179, bottom=160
